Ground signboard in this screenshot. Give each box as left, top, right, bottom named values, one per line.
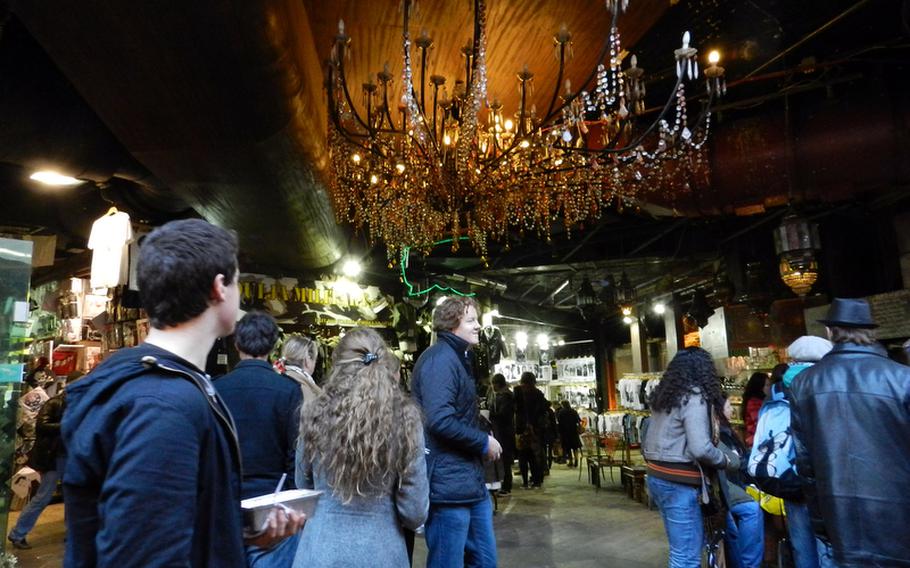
left=239, top=274, right=391, bottom=328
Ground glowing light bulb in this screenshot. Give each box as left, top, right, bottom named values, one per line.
left=443, top=134, right=452, bottom=146
left=30, top=171, right=82, bottom=186
left=370, top=174, right=379, bottom=184
left=708, top=50, right=721, bottom=65
left=504, top=119, right=514, bottom=132
left=653, top=302, right=666, bottom=315
left=396, top=163, right=406, bottom=174
left=621, top=307, right=632, bottom=316
left=352, top=153, right=362, bottom=164
left=342, top=259, right=362, bottom=278
left=519, top=139, right=530, bottom=148
left=623, top=316, right=633, bottom=325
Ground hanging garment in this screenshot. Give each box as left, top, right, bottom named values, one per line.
left=88, top=211, right=133, bottom=288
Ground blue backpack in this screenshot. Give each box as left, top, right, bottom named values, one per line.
left=746, top=384, right=804, bottom=500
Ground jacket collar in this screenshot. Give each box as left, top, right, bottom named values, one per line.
left=438, top=331, right=471, bottom=357
left=827, top=342, right=888, bottom=358
left=234, top=358, right=273, bottom=371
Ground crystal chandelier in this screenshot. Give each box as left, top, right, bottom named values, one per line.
left=326, top=0, right=725, bottom=263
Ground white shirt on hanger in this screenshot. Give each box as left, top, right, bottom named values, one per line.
left=89, top=211, right=133, bottom=288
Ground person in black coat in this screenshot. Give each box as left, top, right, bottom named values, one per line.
left=556, top=400, right=582, bottom=467
left=214, top=310, right=305, bottom=567
left=489, top=373, right=515, bottom=495
left=514, top=371, right=548, bottom=488
left=7, top=371, right=83, bottom=549
left=790, top=298, right=910, bottom=567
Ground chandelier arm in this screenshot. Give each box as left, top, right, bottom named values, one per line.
left=336, top=56, right=373, bottom=134
left=539, top=6, right=619, bottom=126
left=593, top=73, right=685, bottom=155
left=544, top=42, right=568, bottom=122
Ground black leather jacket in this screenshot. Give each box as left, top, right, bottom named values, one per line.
left=790, top=342, right=910, bottom=567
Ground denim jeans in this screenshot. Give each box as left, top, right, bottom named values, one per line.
left=725, top=500, right=764, bottom=568
left=785, top=501, right=820, bottom=568
left=647, top=476, right=703, bottom=568
left=9, top=456, right=64, bottom=541
left=245, top=531, right=301, bottom=568
left=425, top=498, right=497, bottom=568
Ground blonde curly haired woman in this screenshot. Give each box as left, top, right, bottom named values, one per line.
left=281, top=335, right=322, bottom=404
left=292, top=328, right=428, bottom=567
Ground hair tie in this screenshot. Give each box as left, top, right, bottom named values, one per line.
left=362, top=352, right=378, bottom=365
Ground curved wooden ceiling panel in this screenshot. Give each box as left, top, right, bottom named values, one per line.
left=305, top=0, right=669, bottom=118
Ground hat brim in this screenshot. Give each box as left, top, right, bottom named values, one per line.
left=817, top=319, right=878, bottom=329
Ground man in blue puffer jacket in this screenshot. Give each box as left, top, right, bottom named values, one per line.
left=412, top=297, right=502, bottom=568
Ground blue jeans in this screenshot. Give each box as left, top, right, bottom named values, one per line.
left=785, top=501, right=819, bottom=568
left=425, top=498, right=497, bottom=568
left=245, top=531, right=301, bottom=568
left=9, top=456, right=64, bottom=541
left=647, top=476, right=703, bottom=568
left=725, top=500, right=764, bottom=568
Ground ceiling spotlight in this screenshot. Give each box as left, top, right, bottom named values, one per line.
left=342, top=258, right=362, bottom=278
left=653, top=302, right=666, bottom=315
left=622, top=315, right=634, bottom=325
left=30, top=170, right=83, bottom=186
left=536, top=333, right=550, bottom=350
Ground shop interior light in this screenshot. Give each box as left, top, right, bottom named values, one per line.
left=515, top=331, right=528, bottom=351
left=30, top=170, right=83, bottom=186
left=341, top=258, right=362, bottom=278
left=653, top=302, right=666, bottom=315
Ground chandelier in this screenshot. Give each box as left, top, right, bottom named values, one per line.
left=326, top=0, right=725, bottom=263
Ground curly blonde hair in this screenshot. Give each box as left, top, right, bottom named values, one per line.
left=299, top=327, right=423, bottom=503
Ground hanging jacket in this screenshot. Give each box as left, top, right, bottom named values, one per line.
left=62, top=343, right=245, bottom=568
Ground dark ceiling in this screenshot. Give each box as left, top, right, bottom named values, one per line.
left=1, top=0, right=908, bottom=331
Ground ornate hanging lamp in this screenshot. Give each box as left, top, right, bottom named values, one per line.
left=773, top=213, right=821, bottom=297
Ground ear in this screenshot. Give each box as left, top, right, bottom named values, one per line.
left=211, top=274, right=229, bottom=303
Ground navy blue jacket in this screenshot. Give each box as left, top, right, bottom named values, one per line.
left=412, top=332, right=488, bottom=504
left=62, top=343, right=245, bottom=568
left=214, top=359, right=303, bottom=499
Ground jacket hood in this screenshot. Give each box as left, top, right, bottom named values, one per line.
left=782, top=363, right=813, bottom=388
left=62, top=344, right=204, bottom=453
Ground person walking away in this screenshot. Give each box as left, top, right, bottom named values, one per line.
left=556, top=400, right=582, bottom=468
left=292, top=328, right=428, bottom=567
left=411, top=297, right=501, bottom=568
left=544, top=401, right=558, bottom=473
left=514, top=371, right=548, bottom=488
left=62, top=219, right=303, bottom=567
left=742, top=372, right=769, bottom=447
left=214, top=310, right=305, bottom=567
left=489, top=373, right=515, bottom=496
left=790, top=298, right=910, bottom=567
left=281, top=335, right=322, bottom=404
left=719, top=395, right=763, bottom=568
left=7, top=371, right=83, bottom=549
left=643, top=347, right=730, bottom=568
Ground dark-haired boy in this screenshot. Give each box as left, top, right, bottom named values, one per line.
left=62, top=219, right=303, bottom=567
left=215, top=310, right=304, bottom=567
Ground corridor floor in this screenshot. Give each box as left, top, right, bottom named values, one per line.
left=8, top=465, right=669, bottom=567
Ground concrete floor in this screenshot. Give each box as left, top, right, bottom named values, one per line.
left=6, top=465, right=670, bottom=567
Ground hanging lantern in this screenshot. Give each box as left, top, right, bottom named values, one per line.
left=576, top=278, right=598, bottom=307
left=686, top=289, right=714, bottom=328
left=616, top=272, right=636, bottom=311
left=599, top=274, right=617, bottom=308
left=773, top=214, right=821, bottom=297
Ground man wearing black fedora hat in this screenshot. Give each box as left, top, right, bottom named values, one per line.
left=789, top=298, right=910, bottom=567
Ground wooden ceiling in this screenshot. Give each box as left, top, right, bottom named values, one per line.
left=304, top=0, right=670, bottom=118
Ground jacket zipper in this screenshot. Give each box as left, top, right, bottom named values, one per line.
left=145, top=358, right=245, bottom=480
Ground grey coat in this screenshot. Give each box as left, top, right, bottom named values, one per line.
left=642, top=390, right=726, bottom=469
left=292, top=432, right=429, bottom=568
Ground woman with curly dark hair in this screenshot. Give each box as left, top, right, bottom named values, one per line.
left=643, top=347, right=729, bottom=568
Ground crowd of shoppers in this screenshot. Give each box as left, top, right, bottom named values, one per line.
left=11, top=218, right=908, bottom=568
